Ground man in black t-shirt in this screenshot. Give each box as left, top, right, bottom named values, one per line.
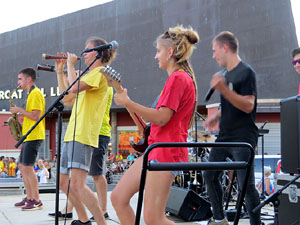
left=203, top=31, right=261, bottom=225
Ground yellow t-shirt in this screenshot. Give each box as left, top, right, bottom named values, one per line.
left=8, top=162, right=16, bottom=176
left=0, top=161, right=4, bottom=171
left=64, top=66, right=109, bottom=148
left=22, top=87, right=45, bottom=141
left=99, top=87, right=113, bottom=137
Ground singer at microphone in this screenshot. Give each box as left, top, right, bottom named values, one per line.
left=82, top=40, right=119, bottom=54
left=204, top=70, right=226, bottom=102
left=42, top=54, right=81, bottom=60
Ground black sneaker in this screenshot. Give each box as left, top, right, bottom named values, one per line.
left=90, top=212, right=110, bottom=221
left=48, top=211, right=73, bottom=220
left=71, top=220, right=92, bottom=225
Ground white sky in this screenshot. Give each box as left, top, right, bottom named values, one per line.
left=0, top=0, right=299, bottom=45
left=0, top=0, right=112, bottom=33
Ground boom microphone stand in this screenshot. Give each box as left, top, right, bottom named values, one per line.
left=15, top=51, right=103, bottom=225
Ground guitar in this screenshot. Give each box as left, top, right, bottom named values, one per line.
left=100, top=65, right=150, bottom=153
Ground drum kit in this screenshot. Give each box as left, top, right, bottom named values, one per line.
left=174, top=130, right=216, bottom=195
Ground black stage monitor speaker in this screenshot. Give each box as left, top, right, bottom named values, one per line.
left=280, top=95, right=300, bottom=174
left=166, top=186, right=212, bottom=222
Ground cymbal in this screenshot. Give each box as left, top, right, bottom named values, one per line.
left=190, top=130, right=216, bottom=142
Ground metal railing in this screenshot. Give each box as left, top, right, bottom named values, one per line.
left=135, top=142, right=254, bottom=225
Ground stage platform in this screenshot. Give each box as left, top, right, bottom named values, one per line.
left=0, top=191, right=274, bottom=225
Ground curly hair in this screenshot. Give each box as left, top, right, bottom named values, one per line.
left=156, top=25, right=200, bottom=128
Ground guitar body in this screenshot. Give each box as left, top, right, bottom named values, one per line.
left=130, top=124, right=151, bottom=153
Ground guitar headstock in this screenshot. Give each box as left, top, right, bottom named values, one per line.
left=100, top=65, right=123, bottom=93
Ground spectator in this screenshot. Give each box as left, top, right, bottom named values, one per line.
left=0, top=156, right=5, bottom=172
left=0, top=156, right=8, bottom=178
left=34, top=157, right=43, bottom=173
left=16, top=163, right=22, bottom=178
left=264, top=166, right=274, bottom=196
left=8, top=157, right=17, bottom=177
left=44, top=160, right=52, bottom=182
left=36, top=158, right=49, bottom=183
left=114, top=162, right=124, bottom=174
left=115, top=152, right=123, bottom=162
left=106, top=167, right=113, bottom=184
left=111, top=162, right=117, bottom=174
left=276, top=159, right=282, bottom=174
left=126, top=152, right=135, bottom=162
left=107, top=152, right=115, bottom=163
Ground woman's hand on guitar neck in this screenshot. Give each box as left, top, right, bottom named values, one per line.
left=114, top=88, right=130, bottom=106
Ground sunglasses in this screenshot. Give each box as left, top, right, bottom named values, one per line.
left=292, top=58, right=300, bottom=66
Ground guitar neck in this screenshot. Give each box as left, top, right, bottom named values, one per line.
left=126, top=109, right=146, bottom=132
left=100, top=65, right=147, bottom=132
left=114, top=83, right=124, bottom=94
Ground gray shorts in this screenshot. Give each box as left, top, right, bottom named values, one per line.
left=19, top=140, right=43, bottom=166
left=88, top=135, right=110, bottom=176
left=60, top=141, right=94, bottom=174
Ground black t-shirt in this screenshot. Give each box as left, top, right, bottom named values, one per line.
left=216, top=61, right=258, bottom=148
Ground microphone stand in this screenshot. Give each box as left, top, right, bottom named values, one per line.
left=258, top=121, right=268, bottom=199
left=15, top=51, right=103, bottom=225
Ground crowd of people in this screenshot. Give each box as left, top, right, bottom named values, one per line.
left=105, top=152, right=141, bottom=179
left=0, top=150, right=139, bottom=182
left=0, top=156, right=17, bottom=178
left=0, top=155, right=53, bottom=183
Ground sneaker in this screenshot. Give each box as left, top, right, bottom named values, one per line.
left=90, top=212, right=110, bottom=221
left=207, top=217, right=229, bottom=225
left=71, top=220, right=92, bottom=225
left=48, top=211, right=73, bottom=220
left=21, top=199, right=43, bottom=211
left=14, top=197, right=29, bottom=207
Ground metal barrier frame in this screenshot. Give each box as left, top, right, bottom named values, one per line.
left=134, top=142, right=254, bottom=225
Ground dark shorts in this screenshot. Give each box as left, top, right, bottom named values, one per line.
left=89, top=135, right=110, bottom=176
left=60, top=141, right=94, bottom=174
left=19, top=140, right=43, bottom=166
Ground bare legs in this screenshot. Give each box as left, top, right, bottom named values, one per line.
left=111, top=157, right=176, bottom=225
left=60, top=169, right=106, bottom=225
left=19, top=164, right=39, bottom=201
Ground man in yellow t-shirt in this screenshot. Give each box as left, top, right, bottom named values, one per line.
left=11, top=67, right=45, bottom=210
left=59, top=37, right=116, bottom=225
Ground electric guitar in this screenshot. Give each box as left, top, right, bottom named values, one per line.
left=100, top=65, right=150, bottom=153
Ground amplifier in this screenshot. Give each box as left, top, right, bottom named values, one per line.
left=276, top=174, right=300, bottom=225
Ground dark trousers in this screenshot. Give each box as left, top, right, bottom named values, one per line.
left=203, top=146, right=261, bottom=225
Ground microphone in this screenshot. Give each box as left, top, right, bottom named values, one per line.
left=37, top=64, right=55, bottom=72
left=204, top=88, right=214, bottom=102
left=260, top=121, right=268, bottom=129
left=82, top=40, right=119, bottom=53
left=204, top=69, right=227, bottom=102
left=42, top=54, right=81, bottom=60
